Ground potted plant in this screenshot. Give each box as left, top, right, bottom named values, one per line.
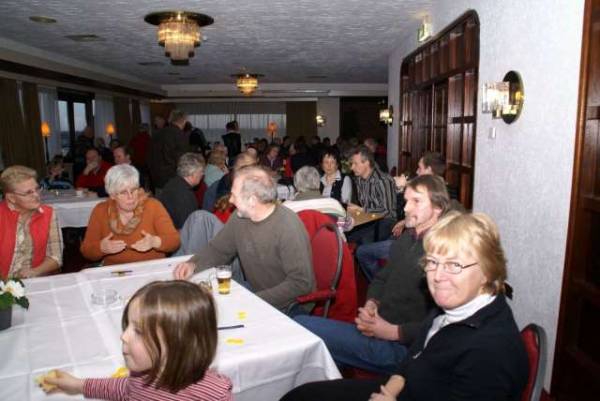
left=0, top=278, right=29, bottom=331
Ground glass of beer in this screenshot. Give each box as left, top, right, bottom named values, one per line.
left=216, top=265, right=232, bottom=295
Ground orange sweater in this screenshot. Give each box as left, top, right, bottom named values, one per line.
left=81, top=198, right=180, bottom=265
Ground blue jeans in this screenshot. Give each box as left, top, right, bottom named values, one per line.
left=294, top=315, right=408, bottom=375
left=356, top=240, right=393, bottom=282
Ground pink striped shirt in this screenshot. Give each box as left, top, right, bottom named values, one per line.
left=83, top=370, right=232, bottom=401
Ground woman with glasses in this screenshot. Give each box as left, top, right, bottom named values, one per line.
left=0, top=165, right=62, bottom=279
left=81, top=164, right=180, bottom=265
left=282, top=211, right=528, bottom=401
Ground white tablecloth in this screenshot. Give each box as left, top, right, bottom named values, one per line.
left=42, top=191, right=103, bottom=228
left=0, top=256, right=340, bottom=401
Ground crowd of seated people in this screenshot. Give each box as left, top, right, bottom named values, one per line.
left=2, top=116, right=533, bottom=401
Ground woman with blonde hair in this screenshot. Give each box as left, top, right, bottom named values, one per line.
left=282, top=211, right=528, bottom=401
left=203, top=149, right=228, bottom=187
left=81, top=164, right=180, bottom=265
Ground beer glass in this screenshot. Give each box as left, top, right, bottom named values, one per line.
left=216, top=265, right=232, bottom=295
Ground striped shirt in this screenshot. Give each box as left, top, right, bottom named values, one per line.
left=353, top=168, right=397, bottom=220
left=83, top=370, right=232, bottom=401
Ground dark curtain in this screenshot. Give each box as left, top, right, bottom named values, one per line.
left=0, top=78, right=44, bottom=174
left=285, top=101, right=317, bottom=140
left=22, top=82, right=46, bottom=175
left=114, top=96, right=133, bottom=145
left=131, top=99, right=141, bottom=131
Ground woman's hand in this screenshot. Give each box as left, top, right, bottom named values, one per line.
left=356, top=305, right=399, bottom=340
left=100, top=233, right=126, bottom=255
left=130, top=230, right=161, bottom=252
left=44, top=370, right=84, bottom=395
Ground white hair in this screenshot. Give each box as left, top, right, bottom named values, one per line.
left=104, top=164, right=140, bottom=195
left=294, top=166, right=321, bottom=193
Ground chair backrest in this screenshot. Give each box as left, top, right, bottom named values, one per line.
left=202, top=180, right=220, bottom=212
left=297, top=210, right=344, bottom=317
left=175, top=210, right=224, bottom=256
left=520, top=323, right=547, bottom=401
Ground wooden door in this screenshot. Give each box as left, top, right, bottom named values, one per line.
left=552, top=1, right=600, bottom=399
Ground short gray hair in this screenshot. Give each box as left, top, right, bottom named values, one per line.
left=236, top=166, right=277, bottom=204
left=104, top=164, right=140, bottom=195
left=177, top=153, right=206, bottom=178
left=294, top=166, right=321, bottom=193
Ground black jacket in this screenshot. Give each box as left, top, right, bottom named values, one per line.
left=222, top=131, right=242, bottom=159
left=157, top=176, right=198, bottom=229
left=396, top=294, right=528, bottom=401
left=148, top=126, right=190, bottom=188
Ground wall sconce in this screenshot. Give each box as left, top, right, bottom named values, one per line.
left=482, top=70, right=524, bottom=124
left=316, top=114, right=326, bottom=127
left=379, top=105, right=393, bottom=126
left=106, top=123, right=116, bottom=136
left=41, top=121, right=51, bottom=161
left=267, top=121, right=278, bottom=141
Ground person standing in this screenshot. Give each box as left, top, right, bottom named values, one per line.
left=221, top=120, right=242, bottom=161
left=148, top=110, right=191, bottom=192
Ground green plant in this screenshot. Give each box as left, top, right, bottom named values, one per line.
left=0, top=278, right=29, bottom=310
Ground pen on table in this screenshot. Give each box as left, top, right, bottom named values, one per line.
left=111, top=270, right=133, bottom=276
left=218, top=324, right=245, bottom=330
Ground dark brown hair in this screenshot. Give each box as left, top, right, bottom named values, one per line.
left=122, top=281, right=218, bottom=392
left=406, top=175, right=450, bottom=215
left=421, top=152, right=447, bottom=176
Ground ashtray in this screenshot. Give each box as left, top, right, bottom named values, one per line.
left=91, top=288, right=118, bottom=306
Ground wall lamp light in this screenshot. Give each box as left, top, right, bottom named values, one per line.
left=379, top=105, right=393, bottom=126
left=482, top=71, right=524, bottom=124
left=316, top=114, right=326, bottom=127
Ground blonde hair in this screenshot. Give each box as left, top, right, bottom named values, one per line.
left=208, top=149, right=227, bottom=169
left=0, top=165, right=37, bottom=193
left=122, top=281, right=218, bottom=392
left=423, top=211, right=507, bottom=295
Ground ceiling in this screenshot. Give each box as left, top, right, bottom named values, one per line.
left=0, top=0, right=434, bottom=96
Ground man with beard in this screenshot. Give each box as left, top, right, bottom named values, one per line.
left=294, top=175, right=450, bottom=375
left=173, top=165, right=314, bottom=312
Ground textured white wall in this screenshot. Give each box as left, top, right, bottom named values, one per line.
left=387, top=0, right=585, bottom=389
left=317, top=97, right=341, bottom=141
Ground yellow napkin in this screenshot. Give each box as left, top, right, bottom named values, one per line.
left=225, top=338, right=245, bottom=345
left=111, top=366, right=129, bottom=378
left=35, top=370, right=58, bottom=392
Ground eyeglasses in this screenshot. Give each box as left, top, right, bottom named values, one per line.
left=421, top=257, right=479, bottom=275
left=12, top=186, right=42, bottom=197
left=115, top=187, right=140, bottom=198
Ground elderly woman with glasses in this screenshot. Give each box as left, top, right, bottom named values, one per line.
left=281, top=211, right=528, bottom=401
left=0, top=165, right=62, bottom=279
left=81, top=165, right=180, bottom=265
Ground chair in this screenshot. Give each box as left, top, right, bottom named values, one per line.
left=520, top=323, right=548, bottom=401
left=291, top=210, right=345, bottom=319
left=175, top=210, right=224, bottom=256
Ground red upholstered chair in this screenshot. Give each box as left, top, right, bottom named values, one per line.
left=294, top=210, right=358, bottom=322
left=520, top=323, right=548, bottom=401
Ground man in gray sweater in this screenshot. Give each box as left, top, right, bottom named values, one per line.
left=174, top=165, right=315, bottom=311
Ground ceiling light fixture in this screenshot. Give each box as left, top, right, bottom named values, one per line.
left=231, top=73, right=264, bottom=96
left=144, top=11, right=214, bottom=65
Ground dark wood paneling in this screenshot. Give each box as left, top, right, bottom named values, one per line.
left=398, top=11, right=479, bottom=209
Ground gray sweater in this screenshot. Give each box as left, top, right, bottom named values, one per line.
left=190, top=205, right=315, bottom=310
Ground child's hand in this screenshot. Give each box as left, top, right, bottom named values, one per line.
left=44, top=370, right=84, bottom=395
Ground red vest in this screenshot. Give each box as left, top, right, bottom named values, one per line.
left=0, top=201, right=54, bottom=279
